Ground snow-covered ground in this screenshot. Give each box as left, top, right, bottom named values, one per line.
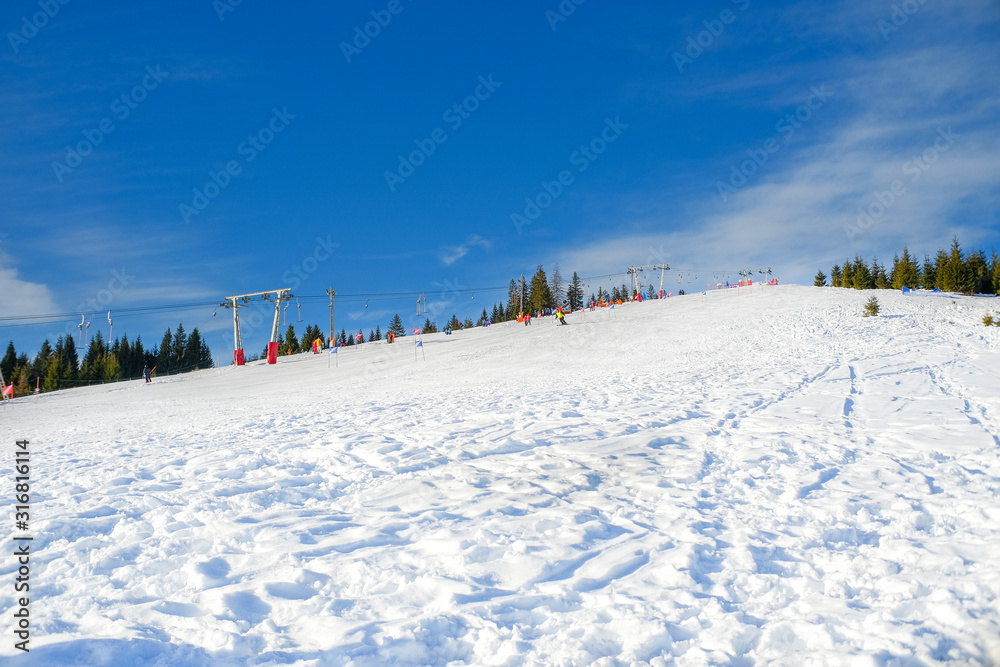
left=3, top=285, right=1000, bottom=666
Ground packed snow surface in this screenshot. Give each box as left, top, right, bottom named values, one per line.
left=3, top=285, right=1000, bottom=666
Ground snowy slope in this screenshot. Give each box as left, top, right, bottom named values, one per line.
left=2, top=285, right=1000, bottom=666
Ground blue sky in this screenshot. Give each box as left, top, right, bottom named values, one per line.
left=1, top=0, right=999, bottom=361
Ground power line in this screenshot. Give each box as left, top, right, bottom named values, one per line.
left=0, top=271, right=638, bottom=328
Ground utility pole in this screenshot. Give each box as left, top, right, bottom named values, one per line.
left=520, top=275, right=525, bottom=315
left=326, top=288, right=336, bottom=346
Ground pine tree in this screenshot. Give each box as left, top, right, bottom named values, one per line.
left=934, top=238, right=969, bottom=292
left=157, top=328, right=173, bottom=374
left=890, top=248, right=920, bottom=289
left=922, top=254, right=936, bottom=289
left=374, top=325, right=382, bottom=341
left=13, top=365, right=30, bottom=397
left=43, top=355, right=64, bottom=392
left=1, top=342, right=16, bottom=385
left=133, top=336, right=147, bottom=377
left=282, top=325, right=300, bottom=355
left=338, top=328, right=347, bottom=345
left=118, top=334, right=133, bottom=378
left=172, top=324, right=188, bottom=369
left=933, top=248, right=950, bottom=289
left=528, top=265, right=551, bottom=313
left=872, top=258, right=890, bottom=289
left=851, top=256, right=873, bottom=290
left=32, top=340, right=52, bottom=382
left=567, top=271, right=584, bottom=310
left=198, top=337, right=213, bottom=369
left=101, top=354, right=121, bottom=382
left=447, top=315, right=460, bottom=330
left=549, top=265, right=564, bottom=307
left=841, top=259, right=854, bottom=289
left=992, top=250, right=1000, bottom=295
left=184, top=328, right=205, bottom=370
left=814, top=270, right=827, bottom=287
left=79, top=332, right=107, bottom=384
left=388, top=314, right=405, bottom=338
left=506, top=279, right=521, bottom=319
left=967, top=249, right=990, bottom=295
left=58, top=335, right=79, bottom=384
left=422, top=318, right=435, bottom=334
left=830, top=265, right=842, bottom=288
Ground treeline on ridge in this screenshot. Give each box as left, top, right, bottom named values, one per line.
left=1, top=323, right=212, bottom=398
left=815, top=237, right=1000, bottom=294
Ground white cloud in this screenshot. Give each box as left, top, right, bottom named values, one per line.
left=440, top=235, right=491, bottom=266
left=559, top=16, right=1000, bottom=285
left=0, top=253, right=59, bottom=318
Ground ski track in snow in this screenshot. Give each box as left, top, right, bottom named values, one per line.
left=2, top=285, right=1000, bottom=666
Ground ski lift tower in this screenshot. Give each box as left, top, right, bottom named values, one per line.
left=627, top=263, right=670, bottom=299
left=221, top=288, right=293, bottom=366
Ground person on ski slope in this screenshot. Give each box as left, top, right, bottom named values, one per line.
left=556, top=308, right=567, bottom=325
left=143, top=364, right=151, bottom=383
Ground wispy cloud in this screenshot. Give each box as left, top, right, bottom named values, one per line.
left=558, top=3, right=1000, bottom=283
left=440, top=234, right=491, bottom=266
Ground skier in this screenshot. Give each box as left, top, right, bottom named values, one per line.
left=525, top=312, right=531, bottom=326
left=556, top=308, right=567, bottom=325
left=143, top=364, right=152, bottom=383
